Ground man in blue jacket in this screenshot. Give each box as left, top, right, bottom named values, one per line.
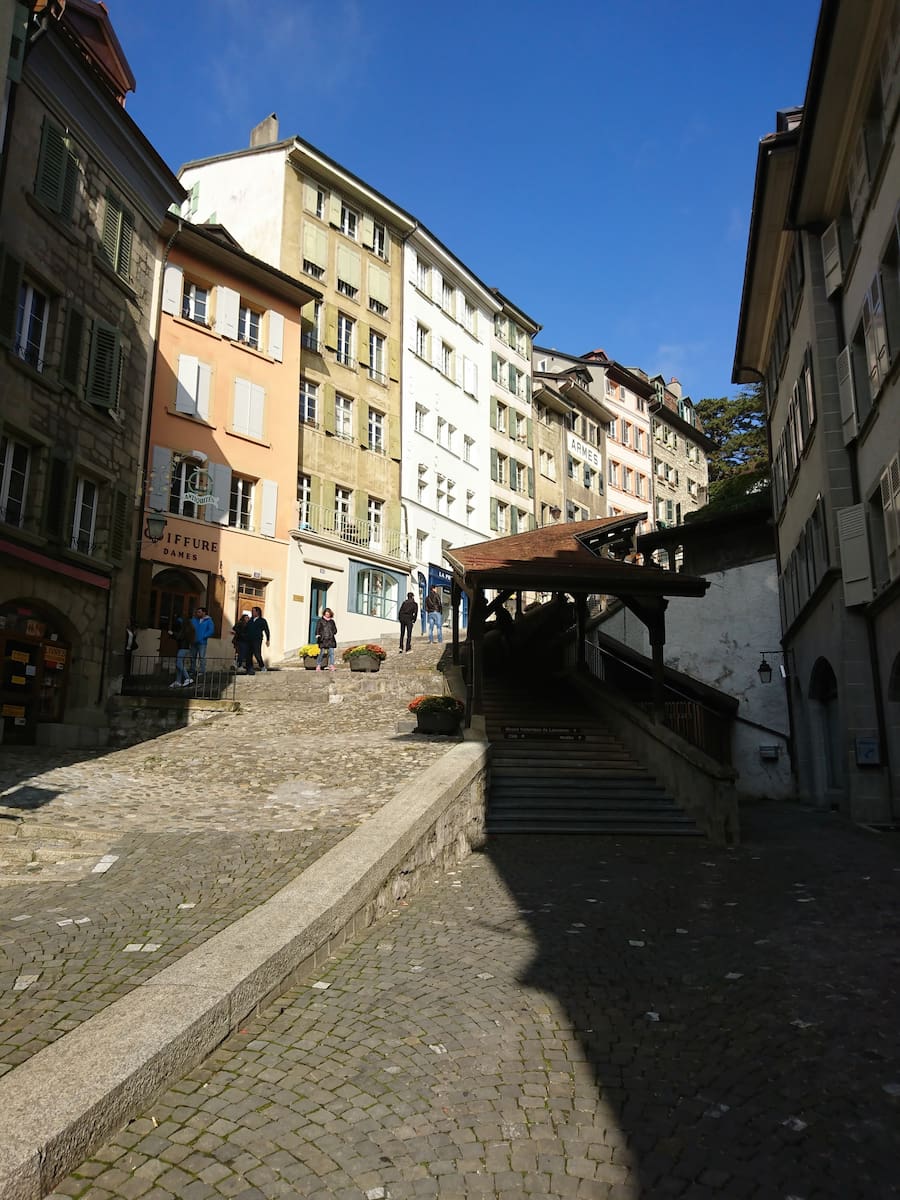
left=191, top=607, right=215, bottom=675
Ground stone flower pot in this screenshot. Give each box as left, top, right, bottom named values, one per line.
left=415, top=709, right=460, bottom=735
left=348, top=653, right=382, bottom=672
left=302, top=657, right=318, bottom=670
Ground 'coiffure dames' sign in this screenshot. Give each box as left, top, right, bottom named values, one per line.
left=144, top=514, right=219, bottom=572
left=566, top=431, right=601, bottom=470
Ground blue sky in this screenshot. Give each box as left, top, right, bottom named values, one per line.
left=112, top=0, right=820, bottom=402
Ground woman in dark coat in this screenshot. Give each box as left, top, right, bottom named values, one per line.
left=315, top=607, right=337, bottom=671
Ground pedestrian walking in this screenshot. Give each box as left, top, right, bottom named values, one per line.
left=246, top=606, right=270, bottom=674
left=425, top=586, right=443, bottom=643
left=315, top=607, right=337, bottom=671
left=231, top=612, right=252, bottom=672
left=168, top=614, right=194, bottom=688
left=124, top=618, right=139, bottom=679
left=190, top=606, right=214, bottom=675
left=397, top=592, right=418, bottom=653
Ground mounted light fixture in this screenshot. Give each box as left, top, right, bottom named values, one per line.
left=549, top=505, right=562, bottom=520
left=144, top=510, right=168, bottom=543
left=757, top=656, right=773, bottom=684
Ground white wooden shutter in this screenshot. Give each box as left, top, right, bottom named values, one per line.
left=196, top=361, right=212, bottom=421
left=302, top=223, right=327, bottom=270
left=328, top=193, right=342, bottom=226
left=233, top=377, right=251, bottom=434
left=260, top=479, right=278, bottom=537
left=302, top=182, right=318, bottom=213
left=249, top=383, right=265, bottom=439
left=837, top=504, right=873, bottom=606
left=161, top=263, right=183, bottom=315
left=848, top=130, right=870, bottom=236
left=148, top=446, right=171, bottom=510
left=360, top=214, right=374, bottom=247
left=175, top=354, right=199, bottom=414
left=821, top=222, right=842, bottom=297
left=837, top=346, right=858, bottom=444
left=215, top=286, right=239, bottom=339
left=207, top=461, right=231, bottom=525
left=368, top=263, right=390, bottom=306
left=881, top=454, right=900, bottom=576
left=267, top=310, right=284, bottom=361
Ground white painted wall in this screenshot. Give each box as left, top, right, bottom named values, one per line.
left=179, top=151, right=286, bottom=266
left=595, top=557, right=794, bottom=800
left=401, top=236, right=494, bottom=582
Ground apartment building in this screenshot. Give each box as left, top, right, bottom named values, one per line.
left=596, top=358, right=654, bottom=526
left=733, top=0, right=900, bottom=821
left=0, top=0, right=182, bottom=746
left=532, top=350, right=616, bottom=527
left=179, top=118, right=416, bottom=646
left=402, top=231, right=498, bottom=628
left=488, top=295, right=541, bottom=541
left=649, top=377, right=713, bottom=536
left=137, top=216, right=318, bottom=664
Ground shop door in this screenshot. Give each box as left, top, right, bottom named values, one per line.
left=149, top=570, right=203, bottom=658
left=308, top=580, right=330, bottom=643
left=237, top=576, right=267, bottom=624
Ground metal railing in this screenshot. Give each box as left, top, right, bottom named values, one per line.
left=584, top=638, right=733, bottom=764
left=118, top=655, right=237, bottom=701
left=296, top=500, right=410, bottom=560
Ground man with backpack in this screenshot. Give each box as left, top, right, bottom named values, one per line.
left=424, top=586, right=443, bottom=644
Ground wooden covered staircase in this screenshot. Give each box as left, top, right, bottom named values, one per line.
left=483, top=671, right=703, bottom=836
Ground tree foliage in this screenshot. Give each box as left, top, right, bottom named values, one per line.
left=694, top=383, right=770, bottom=509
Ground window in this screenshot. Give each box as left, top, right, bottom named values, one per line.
left=0, top=435, right=29, bottom=527
left=340, top=203, right=358, bottom=239
left=302, top=300, right=322, bottom=352
left=368, top=330, right=386, bottom=383
left=85, top=321, right=124, bottom=410
left=442, top=280, right=454, bottom=316
left=416, top=529, right=427, bottom=560
left=414, top=404, right=427, bottom=435
left=608, top=460, right=620, bottom=488
left=335, top=393, right=353, bottom=440
left=416, top=259, right=430, bottom=293
left=169, top=457, right=206, bottom=518
left=15, top=282, right=48, bottom=371
left=584, top=464, right=595, bottom=490
left=623, top=467, right=633, bottom=494
left=496, top=453, right=508, bottom=486
left=367, top=497, right=383, bottom=549
left=100, top=194, right=134, bottom=281
left=436, top=416, right=447, bottom=447
left=447, top=424, right=456, bottom=453
left=70, top=476, right=97, bottom=554
left=233, top=378, right=265, bottom=439
left=539, top=449, right=555, bottom=480
left=497, top=403, right=508, bottom=434
left=417, top=476, right=427, bottom=503
left=181, top=281, right=208, bottom=324
left=35, top=120, right=78, bottom=219
left=336, top=313, right=355, bottom=366
left=441, top=342, right=454, bottom=377
left=515, top=462, right=527, bottom=492
left=634, top=429, right=644, bottom=455
left=372, top=221, right=387, bottom=259
left=297, top=473, right=312, bottom=527
left=464, top=299, right=476, bottom=335
left=621, top=420, right=631, bottom=446
left=238, top=304, right=261, bottom=349
left=314, top=188, right=325, bottom=219
left=368, top=408, right=384, bottom=452
left=353, top=567, right=399, bottom=620
left=335, top=486, right=352, bottom=535
left=463, top=435, right=475, bottom=464
left=299, top=378, right=318, bottom=425
left=415, top=323, right=429, bottom=359
left=229, top=474, right=255, bottom=530
left=496, top=501, right=508, bottom=533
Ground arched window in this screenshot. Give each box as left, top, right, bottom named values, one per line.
left=354, top=568, right=399, bottom=620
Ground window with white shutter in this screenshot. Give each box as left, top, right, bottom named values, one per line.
left=837, top=503, right=874, bottom=606
left=880, top=453, right=900, bottom=578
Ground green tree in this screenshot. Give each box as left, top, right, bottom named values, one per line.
left=694, top=383, right=770, bottom=509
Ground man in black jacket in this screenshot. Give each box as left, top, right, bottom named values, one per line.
left=398, top=592, right=418, bottom=653
left=246, top=606, right=271, bottom=674
left=424, top=587, right=443, bottom=643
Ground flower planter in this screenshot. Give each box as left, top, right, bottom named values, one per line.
left=415, top=709, right=461, bottom=735
left=348, top=653, right=381, bottom=672
left=302, top=657, right=319, bottom=670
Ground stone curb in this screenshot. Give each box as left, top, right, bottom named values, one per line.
left=0, top=742, right=488, bottom=1200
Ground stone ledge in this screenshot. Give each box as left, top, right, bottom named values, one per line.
left=0, top=741, right=488, bottom=1200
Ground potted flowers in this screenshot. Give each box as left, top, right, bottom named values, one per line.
left=298, top=644, right=320, bottom=670
left=342, top=644, right=387, bottom=672
left=408, top=693, right=465, bottom=735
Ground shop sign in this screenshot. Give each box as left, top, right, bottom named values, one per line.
left=1, top=705, right=25, bottom=719
left=143, top=513, right=220, bottom=572
left=44, top=645, right=67, bottom=670
left=566, top=431, right=601, bottom=470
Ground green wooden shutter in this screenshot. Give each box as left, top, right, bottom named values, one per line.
left=86, top=321, right=120, bottom=408
left=321, top=479, right=336, bottom=522
left=490, top=448, right=498, bottom=482
left=101, top=196, right=119, bottom=268
left=525, top=374, right=532, bottom=402
left=490, top=498, right=499, bottom=531
left=117, top=208, right=134, bottom=279
left=491, top=351, right=499, bottom=383
left=324, top=304, right=337, bottom=352
left=60, top=306, right=85, bottom=390
left=108, top=487, right=132, bottom=563
left=526, top=417, right=534, bottom=448
left=309, top=474, right=323, bottom=513
left=527, top=467, right=534, bottom=498
left=323, top=383, right=336, bottom=434
left=388, top=337, right=400, bottom=382
left=360, top=401, right=370, bottom=448
left=508, top=363, right=516, bottom=392
left=509, top=461, right=518, bottom=492
left=0, top=247, right=23, bottom=346
left=490, top=396, right=498, bottom=430
left=35, top=120, right=66, bottom=213
left=354, top=490, right=368, bottom=525
left=42, top=456, right=71, bottom=540
left=388, top=412, right=401, bottom=460
left=510, top=507, right=519, bottom=534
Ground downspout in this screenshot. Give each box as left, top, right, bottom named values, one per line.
left=397, top=220, right=419, bottom=599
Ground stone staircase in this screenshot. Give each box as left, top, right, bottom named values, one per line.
left=483, top=673, right=702, bottom=836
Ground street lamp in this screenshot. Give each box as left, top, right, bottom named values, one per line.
left=757, top=656, right=773, bottom=684
left=144, top=510, right=168, bottom=543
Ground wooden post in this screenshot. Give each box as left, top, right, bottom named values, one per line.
left=575, top=594, right=588, bottom=670
left=451, top=579, right=461, bottom=665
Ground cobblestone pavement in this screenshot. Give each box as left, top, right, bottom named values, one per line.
left=51, top=803, right=900, bottom=1199
left=0, top=641, right=457, bottom=1079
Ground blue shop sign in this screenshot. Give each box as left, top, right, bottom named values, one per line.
left=428, top=564, right=453, bottom=590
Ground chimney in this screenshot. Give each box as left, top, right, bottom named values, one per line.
left=667, top=377, right=682, bottom=399
left=250, top=113, right=279, bottom=148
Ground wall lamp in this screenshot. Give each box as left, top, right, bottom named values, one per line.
left=144, top=510, right=168, bottom=543
left=757, top=656, right=773, bottom=684
left=756, top=649, right=791, bottom=684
